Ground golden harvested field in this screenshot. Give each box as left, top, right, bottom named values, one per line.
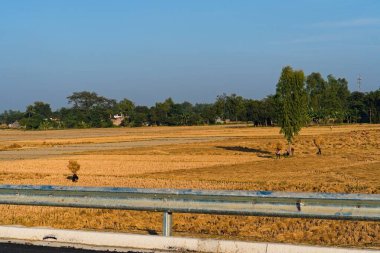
left=0, top=124, right=379, bottom=248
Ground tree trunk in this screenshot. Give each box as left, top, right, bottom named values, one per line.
left=288, top=142, right=292, bottom=156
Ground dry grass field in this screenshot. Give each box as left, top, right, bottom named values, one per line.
left=0, top=124, right=379, bottom=248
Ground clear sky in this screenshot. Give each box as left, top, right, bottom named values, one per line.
left=1, top=0, right=379, bottom=111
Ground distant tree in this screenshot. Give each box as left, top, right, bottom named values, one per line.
left=275, top=66, right=308, bottom=155
left=347, top=91, right=366, bottom=123
left=87, top=106, right=113, bottom=128
left=29, top=101, right=52, bottom=119
left=116, top=98, right=135, bottom=117
left=225, top=94, right=245, bottom=121
left=214, top=93, right=245, bottom=121
left=244, top=99, right=261, bottom=125
left=214, top=93, right=227, bottom=120
left=305, top=73, right=351, bottom=123
left=167, top=101, right=195, bottom=125
left=129, top=112, right=146, bottom=127
left=194, top=103, right=217, bottom=124
left=170, top=101, right=193, bottom=125
left=66, top=91, right=115, bottom=128
left=187, top=113, right=203, bottom=125
left=20, top=101, right=53, bottom=129
left=364, top=89, right=380, bottom=123
left=67, top=91, right=116, bottom=110
left=151, top=98, right=175, bottom=125
left=57, top=107, right=83, bottom=128
left=321, top=75, right=350, bottom=123
left=129, top=106, right=149, bottom=127
left=306, top=72, right=326, bottom=122
left=262, top=95, right=277, bottom=126
left=0, top=110, right=24, bottom=125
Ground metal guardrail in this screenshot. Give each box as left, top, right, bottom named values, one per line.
left=0, top=185, right=379, bottom=236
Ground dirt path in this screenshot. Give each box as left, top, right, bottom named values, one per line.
left=0, top=137, right=225, bottom=160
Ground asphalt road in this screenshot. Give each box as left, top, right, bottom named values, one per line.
left=0, top=243, right=144, bottom=253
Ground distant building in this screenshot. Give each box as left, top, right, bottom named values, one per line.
left=215, top=117, right=230, bottom=124
left=111, top=114, right=126, bottom=126
left=8, top=121, right=21, bottom=129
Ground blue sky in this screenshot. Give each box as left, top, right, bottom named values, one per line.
left=1, top=0, right=379, bottom=111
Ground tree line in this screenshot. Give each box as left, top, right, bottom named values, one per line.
left=1, top=69, right=379, bottom=130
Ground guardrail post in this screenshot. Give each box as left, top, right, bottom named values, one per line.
left=162, top=211, right=172, bottom=236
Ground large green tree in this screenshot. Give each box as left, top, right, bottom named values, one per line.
left=275, top=66, right=308, bottom=154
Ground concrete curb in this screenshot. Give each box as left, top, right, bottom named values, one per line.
left=0, top=226, right=378, bottom=253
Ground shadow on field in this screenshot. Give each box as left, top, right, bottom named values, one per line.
left=147, top=229, right=159, bottom=235
left=216, top=146, right=272, bottom=158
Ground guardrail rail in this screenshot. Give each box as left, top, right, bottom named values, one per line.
left=0, top=185, right=379, bottom=236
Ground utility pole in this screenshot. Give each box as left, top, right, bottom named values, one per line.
left=357, top=75, right=362, bottom=92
